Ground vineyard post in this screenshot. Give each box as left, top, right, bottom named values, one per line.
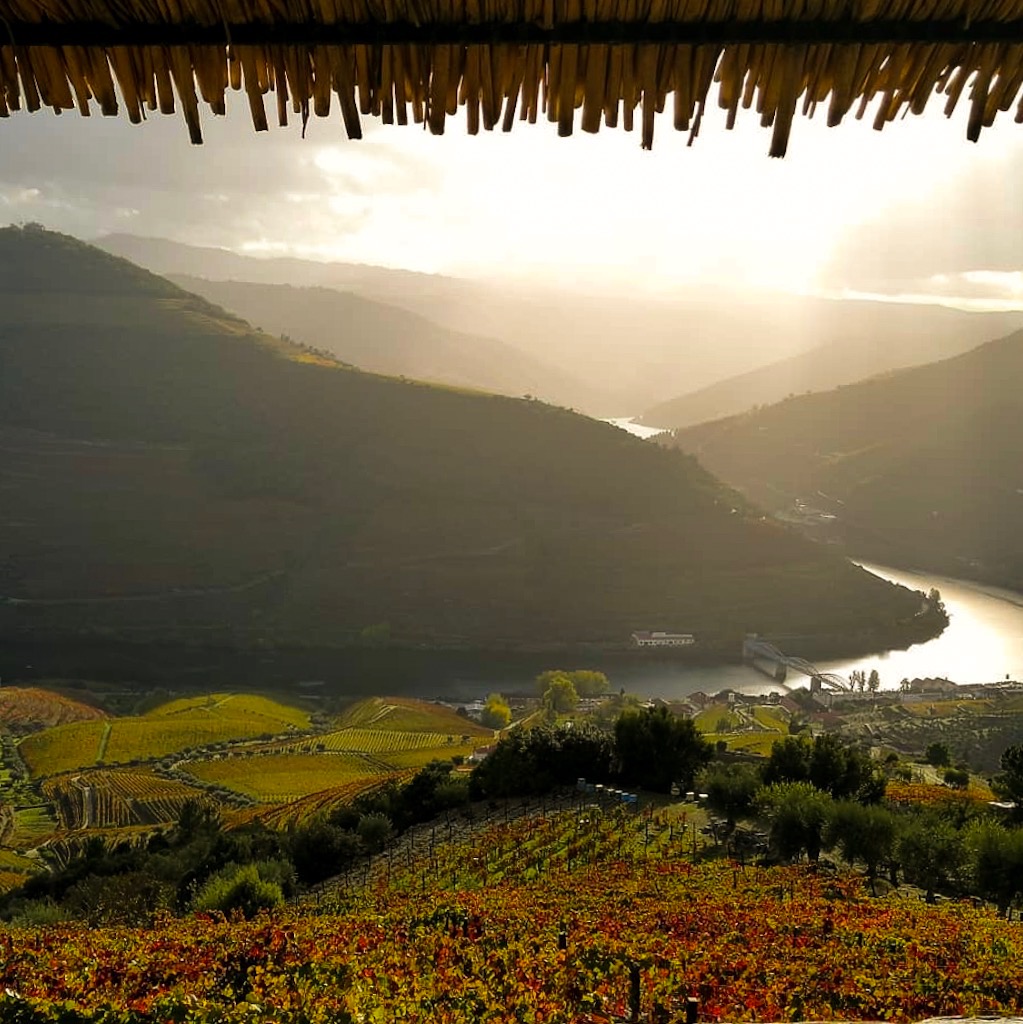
left=629, top=963, right=641, bottom=1022
left=685, top=996, right=699, bottom=1024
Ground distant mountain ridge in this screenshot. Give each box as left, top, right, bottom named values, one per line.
left=167, top=275, right=590, bottom=406
left=0, top=225, right=934, bottom=655
left=100, top=233, right=1022, bottom=419
left=643, top=304, right=1023, bottom=429
left=670, top=329, right=1023, bottom=590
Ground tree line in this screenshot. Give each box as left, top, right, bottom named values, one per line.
left=704, top=736, right=1023, bottom=908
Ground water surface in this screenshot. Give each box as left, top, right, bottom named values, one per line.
left=600, top=563, right=1023, bottom=699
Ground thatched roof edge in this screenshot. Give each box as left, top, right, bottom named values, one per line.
left=3, top=3, right=1023, bottom=153
left=5, top=17, right=1023, bottom=47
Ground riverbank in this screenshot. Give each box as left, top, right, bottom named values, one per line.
left=0, top=600, right=946, bottom=702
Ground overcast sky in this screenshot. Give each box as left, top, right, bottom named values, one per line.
left=1, top=90, right=1022, bottom=306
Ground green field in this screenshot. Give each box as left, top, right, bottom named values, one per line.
left=381, top=746, right=479, bottom=770
left=751, top=706, right=789, bottom=731
left=0, top=849, right=37, bottom=873
left=694, top=700, right=788, bottom=756
left=19, top=694, right=311, bottom=777
left=227, top=775, right=402, bottom=830
left=18, top=721, right=107, bottom=778
left=289, top=727, right=477, bottom=756
left=337, top=698, right=492, bottom=736
left=715, top=732, right=784, bottom=756
left=188, top=752, right=388, bottom=803
left=9, top=805, right=57, bottom=847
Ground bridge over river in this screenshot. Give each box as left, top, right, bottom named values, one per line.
left=742, top=635, right=851, bottom=692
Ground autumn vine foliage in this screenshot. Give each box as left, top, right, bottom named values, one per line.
left=3, top=811, right=1023, bottom=1024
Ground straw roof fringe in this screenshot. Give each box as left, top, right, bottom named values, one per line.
left=4, top=3, right=1023, bottom=153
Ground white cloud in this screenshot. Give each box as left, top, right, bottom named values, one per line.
left=0, top=91, right=1020, bottom=300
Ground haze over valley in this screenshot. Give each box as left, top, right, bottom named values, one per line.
left=96, top=233, right=1023, bottom=419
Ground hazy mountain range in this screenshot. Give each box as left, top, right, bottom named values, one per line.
left=0, top=226, right=931, bottom=654
left=642, top=304, right=1023, bottom=429
left=167, top=275, right=591, bottom=407
left=97, top=233, right=1021, bottom=420
left=670, top=329, right=1023, bottom=590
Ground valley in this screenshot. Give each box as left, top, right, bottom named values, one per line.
left=668, top=329, right=1023, bottom=593
left=0, top=225, right=935, bottom=659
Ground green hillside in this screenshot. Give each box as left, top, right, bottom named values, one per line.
left=0, top=226, right=932, bottom=653
left=19, top=693, right=310, bottom=777
left=671, top=330, right=1023, bottom=589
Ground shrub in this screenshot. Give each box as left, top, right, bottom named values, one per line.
left=191, top=863, right=283, bottom=918
left=8, top=899, right=68, bottom=927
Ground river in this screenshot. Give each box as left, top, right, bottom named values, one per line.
left=817, top=564, right=1023, bottom=690
left=602, top=414, right=1023, bottom=695
left=601, top=563, right=1023, bottom=700
left=604, top=417, right=669, bottom=439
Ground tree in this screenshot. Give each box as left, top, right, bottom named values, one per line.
left=536, top=669, right=609, bottom=700
left=826, top=801, right=898, bottom=889
left=614, top=706, right=712, bottom=793
left=542, top=675, right=579, bottom=714
left=566, top=670, right=611, bottom=698
left=290, top=820, right=360, bottom=884
left=535, top=670, right=568, bottom=696
left=867, top=669, right=881, bottom=694
left=897, top=815, right=965, bottom=901
left=944, top=768, right=970, bottom=789
left=173, top=799, right=222, bottom=844
left=965, top=820, right=1023, bottom=911
left=925, top=742, right=952, bottom=768
left=995, top=743, right=1023, bottom=807
left=191, top=863, right=283, bottom=919
left=480, top=693, right=512, bottom=729
left=763, top=733, right=883, bottom=803
left=762, top=735, right=812, bottom=787
left=757, top=782, right=833, bottom=863
left=469, top=723, right=614, bottom=799
left=701, top=763, right=760, bottom=829
left=357, top=812, right=394, bottom=853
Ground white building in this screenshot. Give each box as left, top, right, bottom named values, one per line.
left=631, top=631, right=696, bottom=647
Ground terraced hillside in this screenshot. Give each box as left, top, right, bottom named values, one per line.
left=1, top=693, right=491, bottom=852
left=185, top=698, right=492, bottom=806
left=0, top=688, right=106, bottom=735
left=19, top=694, right=310, bottom=777
left=42, top=769, right=215, bottom=831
